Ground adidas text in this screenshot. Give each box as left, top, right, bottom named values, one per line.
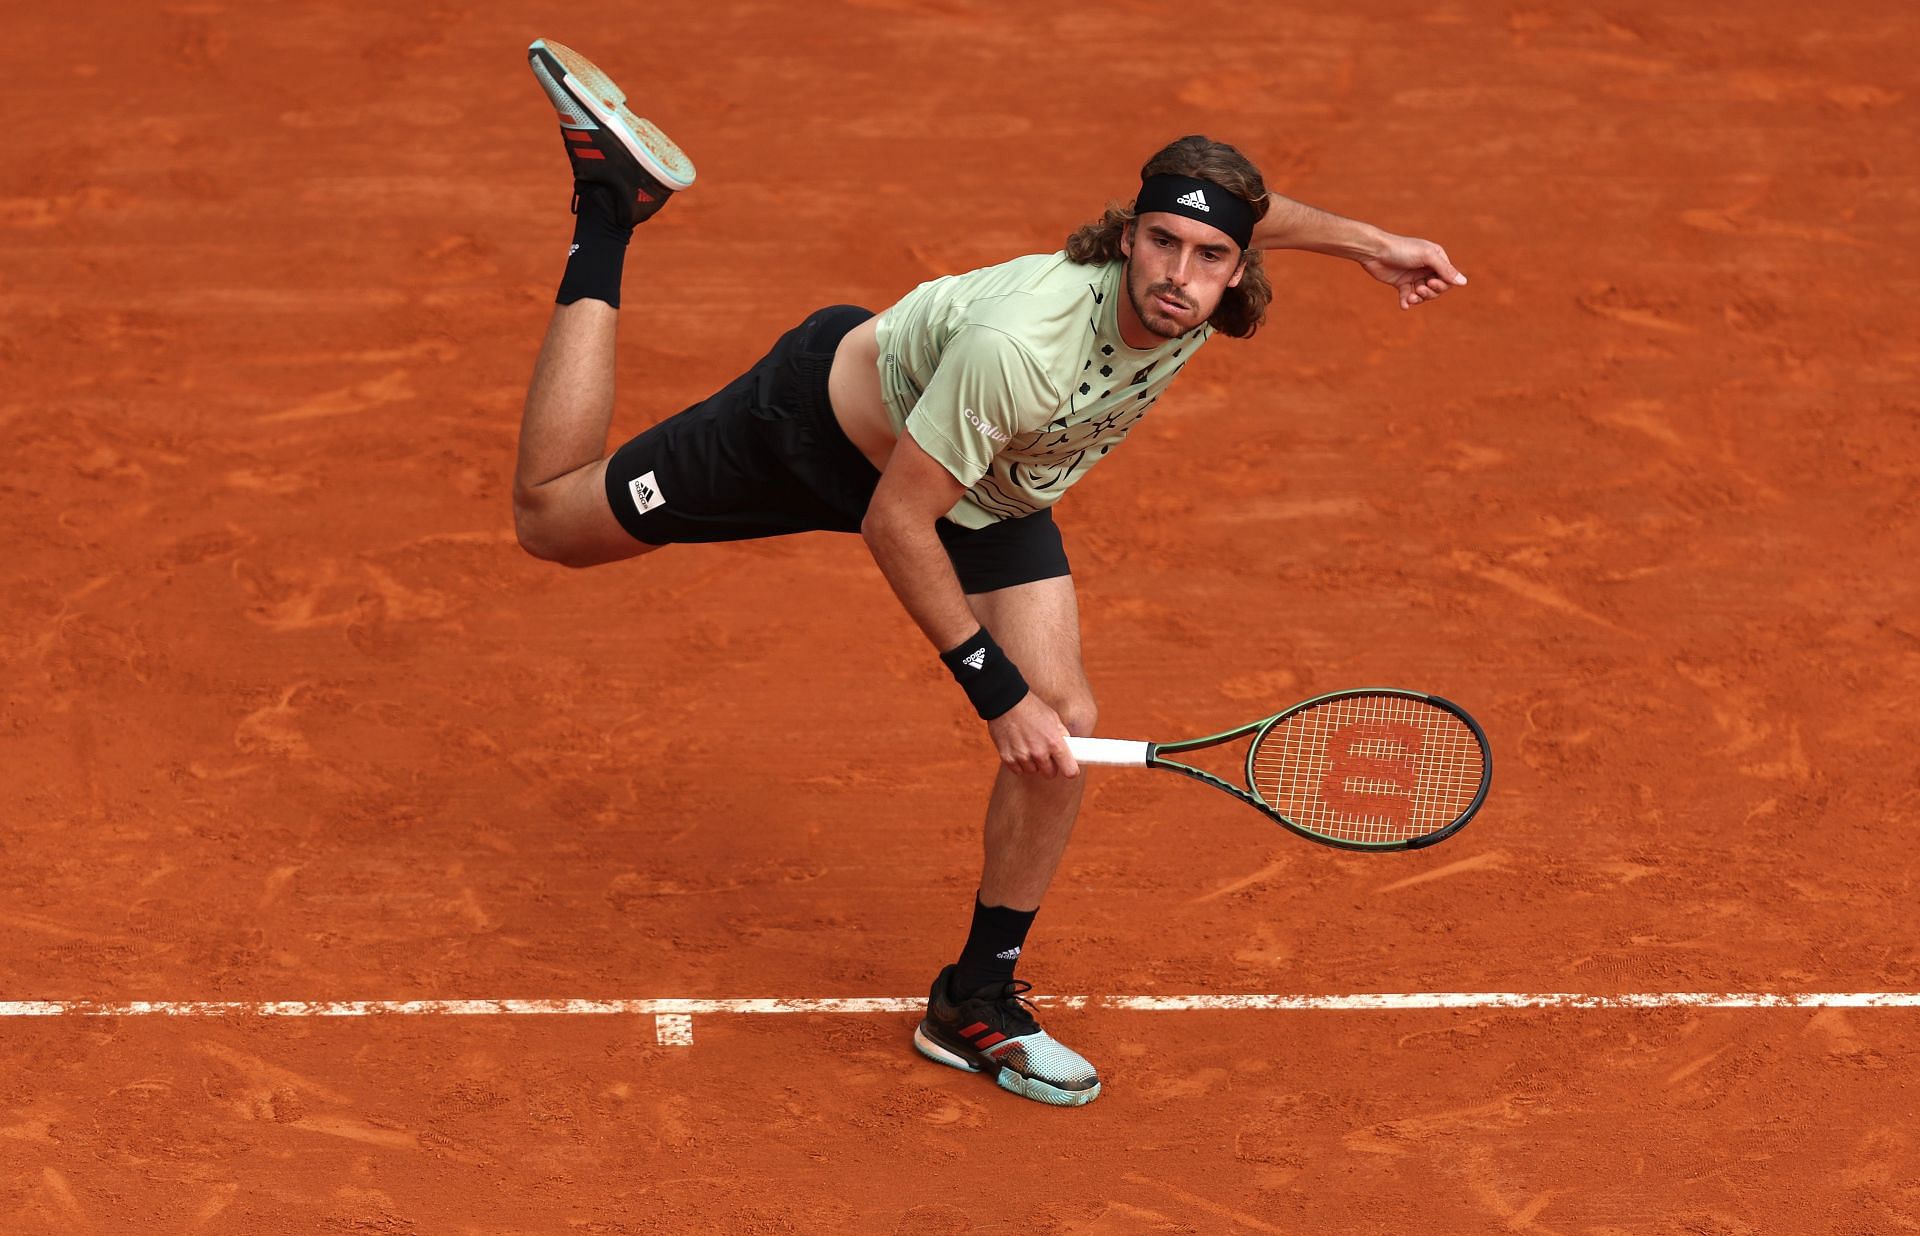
left=995, top=946, right=1021, bottom=960
left=962, top=648, right=987, bottom=671
left=1176, top=188, right=1211, bottom=212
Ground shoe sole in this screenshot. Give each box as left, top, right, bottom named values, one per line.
left=528, top=38, right=696, bottom=191
left=913, top=1022, right=1102, bottom=1107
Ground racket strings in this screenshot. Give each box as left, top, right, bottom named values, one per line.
left=1249, top=695, right=1485, bottom=845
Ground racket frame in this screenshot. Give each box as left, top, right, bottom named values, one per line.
left=1140, top=688, right=1492, bottom=853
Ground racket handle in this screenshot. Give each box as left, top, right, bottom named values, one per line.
left=1066, top=737, right=1152, bottom=767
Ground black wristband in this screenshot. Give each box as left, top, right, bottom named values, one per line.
left=939, top=627, right=1030, bottom=721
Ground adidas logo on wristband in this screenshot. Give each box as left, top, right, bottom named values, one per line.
left=941, top=626, right=1029, bottom=721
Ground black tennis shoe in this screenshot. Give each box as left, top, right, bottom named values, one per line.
left=527, top=38, right=695, bottom=228
left=913, top=964, right=1102, bottom=1107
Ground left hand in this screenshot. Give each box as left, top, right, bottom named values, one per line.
left=1359, top=233, right=1468, bottom=310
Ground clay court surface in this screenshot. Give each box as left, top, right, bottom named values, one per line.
left=4, top=1, right=1918, bottom=1231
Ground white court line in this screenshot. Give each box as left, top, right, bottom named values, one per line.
left=1, top=992, right=1918, bottom=1017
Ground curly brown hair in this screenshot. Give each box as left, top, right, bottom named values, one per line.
left=1066, top=135, right=1272, bottom=338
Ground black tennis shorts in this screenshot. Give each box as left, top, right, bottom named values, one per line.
left=601, top=304, right=1071, bottom=595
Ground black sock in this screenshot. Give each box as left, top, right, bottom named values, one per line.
left=555, top=184, right=633, bottom=308
left=950, top=895, right=1037, bottom=997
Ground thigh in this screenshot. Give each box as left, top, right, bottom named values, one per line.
left=939, top=509, right=1071, bottom=594
left=965, top=573, right=1093, bottom=725
left=602, top=305, right=877, bottom=546
left=602, top=391, right=831, bottom=544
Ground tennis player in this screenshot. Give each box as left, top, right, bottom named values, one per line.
left=513, top=39, right=1466, bottom=1107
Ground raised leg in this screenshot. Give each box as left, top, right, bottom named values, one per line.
left=515, top=38, right=694, bottom=570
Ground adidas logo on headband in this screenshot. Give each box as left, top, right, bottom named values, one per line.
left=1137, top=173, right=1253, bottom=248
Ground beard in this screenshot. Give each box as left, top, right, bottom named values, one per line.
left=1124, top=258, right=1200, bottom=340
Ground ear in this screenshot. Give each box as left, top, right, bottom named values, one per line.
left=1120, top=220, right=1136, bottom=260
left=1227, top=252, right=1247, bottom=289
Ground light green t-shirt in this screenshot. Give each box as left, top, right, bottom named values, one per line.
left=874, top=252, right=1211, bottom=529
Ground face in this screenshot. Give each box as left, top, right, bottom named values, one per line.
left=1118, top=211, right=1246, bottom=346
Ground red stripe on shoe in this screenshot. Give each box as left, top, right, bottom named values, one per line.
left=958, top=1022, right=989, bottom=1039
left=973, top=1032, right=1007, bottom=1049
left=565, top=130, right=594, bottom=143
left=573, top=148, right=606, bottom=160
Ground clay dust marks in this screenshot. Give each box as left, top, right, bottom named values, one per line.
left=0, top=909, right=139, bottom=948
left=1049, top=1201, right=1191, bottom=1234
left=1123, top=1175, right=1290, bottom=1235
left=1191, top=856, right=1296, bottom=905
left=1679, top=200, right=1867, bottom=249
left=1448, top=550, right=1624, bottom=633
left=1374, top=847, right=1510, bottom=895
left=1592, top=400, right=1692, bottom=451
left=22, top=1168, right=93, bottom=1232
left=1803, top=1008, right=1880, bottom=1062
left=232, top=684, right=315, bottom=759
left=232, top=556, right=462, bottom=636
left=1344, top=1096, right=1527, bottom=1156
left=260, top=370, right=416, bottom=424
left=188, top=1183, right=238, bottom=1229
left=195, top=1040, right=420, bottom=1150
left=1461, top=1157, right=1563, bottom=1234
left=1671, top=661, right=1813, bottom=785
left=1576, top=287, right=1699, bottom=336
left=257, top=865, right=302, bottom=912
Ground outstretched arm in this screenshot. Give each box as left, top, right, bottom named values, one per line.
left=1251, top=192, right=1468, bottom=311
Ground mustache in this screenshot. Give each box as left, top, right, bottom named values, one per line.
left=1145, top=283, right=1193, bottom=311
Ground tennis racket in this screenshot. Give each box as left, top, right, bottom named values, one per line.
left=1067, top=688, right=1491, bottom=852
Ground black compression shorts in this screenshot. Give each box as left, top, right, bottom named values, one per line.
left=601, top=304, right=1071, bottom=595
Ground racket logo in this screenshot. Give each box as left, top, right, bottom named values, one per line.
left=1317, top=721, right=1423, bottom=826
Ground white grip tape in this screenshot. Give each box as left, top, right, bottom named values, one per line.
left=1066, top=737, right=1152, bottom=766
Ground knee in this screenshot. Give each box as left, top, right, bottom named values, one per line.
left=1046, top=688, right=1098, bottom=738
left=513, top=494, right=590, bottom=569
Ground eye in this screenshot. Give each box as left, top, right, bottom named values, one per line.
left=1154, top=235, right=1173, bottom=247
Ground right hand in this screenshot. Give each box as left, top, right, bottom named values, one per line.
left=986, top=693, right=1079, bottom=779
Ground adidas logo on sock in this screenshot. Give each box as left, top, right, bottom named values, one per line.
left=1176, top=188, right=1210, bottom=212
left=995, top=946, right=1021, bottom=960
left=962, top=648, right=987, bottom=671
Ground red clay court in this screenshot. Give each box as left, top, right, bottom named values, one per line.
left=3, top=2, right=1917, bottom=1231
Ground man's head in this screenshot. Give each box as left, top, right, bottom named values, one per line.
left=1066, top=136, right=1273, bottom=341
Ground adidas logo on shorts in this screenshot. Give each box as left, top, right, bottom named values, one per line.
left=1176, top=188, right=1210, bottom=212
left=628, top=471, right=665, bottom=515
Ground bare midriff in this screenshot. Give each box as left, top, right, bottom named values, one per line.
left=827, top=315, right=897, bottom=473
